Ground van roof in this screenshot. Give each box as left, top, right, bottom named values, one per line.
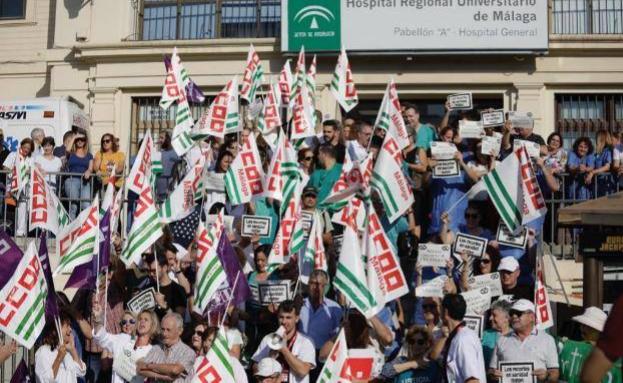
left=0, top=96, right=84, bottom=110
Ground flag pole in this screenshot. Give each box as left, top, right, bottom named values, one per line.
left=445, top=191, right=470, bottom=215
left=154, top=245, right=160, bottom=294
left=219, top=270, right=241, bottom=328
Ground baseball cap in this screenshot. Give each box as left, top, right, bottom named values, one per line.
left=302, top=186, right=318, bottom=197
left=572, top=306, right=608, bottom=332
left=511, top=299, right=535, bottom=313
left=254, top=358, right=282, bottom=377
left=498, top=257, right=519, bottom=272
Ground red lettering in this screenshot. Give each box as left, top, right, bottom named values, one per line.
left=135, top=187, right=154, bottom=217
left=0, top=303, right=16, bottom=327
left=6, top=286, right=27, bottom=310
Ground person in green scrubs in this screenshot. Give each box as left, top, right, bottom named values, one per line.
left=308, top=143, right=343, bottom=203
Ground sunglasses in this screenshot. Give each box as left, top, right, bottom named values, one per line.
left=195, top=330, right=205, bottom=336
left=480, top=259, right=491, bottom=265
left=102, top=139, right=111, bottom=144
left=304, top=194, right=317, bottom=198
left=302, top=157, right=314, bottom=161
left=75, top=137, right=86, bottom=142
left=408, top=338, right=427, bottom=346
left=422, top=304, right=437, bottom=310
left=510, top=310, right=527, bottom=317
left=121, top=319, right=136, bottom=326
left=465, top=213, right=479, bottom=219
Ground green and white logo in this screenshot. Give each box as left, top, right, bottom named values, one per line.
left=283, top=0, right=341, bottom=52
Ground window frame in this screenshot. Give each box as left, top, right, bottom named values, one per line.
left=0, top=0, right=26, bottom=20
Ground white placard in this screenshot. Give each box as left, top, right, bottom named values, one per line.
left=481, top=135, right=502, bottom=157
left=207, top=214, right=235, bottom=233
left=464, top=315, right=484, bottom=338
left=258, top=280, right=291, bottom=305
left=417, top=243, right=451, bottom=268
left=508, top=111, right=534, bottom=130
left=459, top=120, right=484, bottom=139
left=481, top=110, right=505, bottom=127
left=461, top=286, right=492, bottom=315
left=204, top=172, right=226, bottom=191
left=468, top=272, right=503, bottom=297
left=241, top=215, right=272, bottom=238
left=513, top=139, right=541, bottom=158
left=127, top=287, right=156, bottom=314
left=454, top=233, right=488, bottom=258
left=433, top=160, right=460, bottom=179
left=415, top=276, right=447, bottom=298
left=496, top=222, right=528, bottom=249
left=430, top=142, right=457, bottom=160
left=499, top=362, right=536, bottom=383
left=112, top=345, right=139, bottom=382
left=447, top=93, right=473, bottom=110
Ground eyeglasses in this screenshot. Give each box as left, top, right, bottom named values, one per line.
left=102, top=139, right=111, bottom=144
left=302, top=157, right=314, bottom=161
left=422, top=304, right=437, bottom=310
left=510, top=310, right=527, bottom=317
left=120, top=319, right=136, bottom=325
left=465, top=213, right=479, bottom=219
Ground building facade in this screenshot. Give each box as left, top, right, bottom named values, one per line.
left=1, top=0, right=623, bottom=155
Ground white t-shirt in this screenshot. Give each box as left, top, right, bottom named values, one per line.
left=614, top=146, right=623, bottom=163
left=35, top=344, right=87, bottom=383
left=35, top=155, right=63, bottom=187
left=252, top=332, right=316, bottom=383
left=445, top=326, right=487, bottom=383
left=227, top=327, right=244, bottom=349
left=92, top=328, right=152, bottom=383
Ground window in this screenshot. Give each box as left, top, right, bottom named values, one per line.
left=552, top=0, right=623, bottom=34
left=555, top=94, right=623, bottom=148
left=139, top=0, right=280, bottom=41
left=0, top=0, right=26, bottom=19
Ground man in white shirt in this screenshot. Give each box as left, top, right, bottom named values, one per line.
left=488, top=299, right=560, bottom=382
left=440, top=293, right=487, bottom=383
left=252, top=300, right=316, bottom=383
left=347, top=121, right=373, bottom=161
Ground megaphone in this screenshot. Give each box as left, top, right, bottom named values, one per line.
left=267, top=326, right=286, bottom=350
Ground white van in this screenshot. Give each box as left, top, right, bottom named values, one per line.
left=0, top=96, right=89, bottom=151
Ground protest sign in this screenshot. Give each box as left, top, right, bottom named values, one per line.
left=415, top=276, right=447, bottom=298
left=417, top=243, right=451, bottom=268
left=481, top=109, right=505, bottom=127
left=459, top=120, right=485, bottom=139
left=514, top=139, right=541, bottom=158
left=464, top=315, right=484, bottom=338
left=205, top=172, right=226, bottom=191
left=127, top=288, right=157, bottom=313
left=454, top=233, right=488, bottom=258
left=499, top=362, right=536, bottom=383
left=207, top=214, right=234, bottom=233
left=482, top=135, right=502, bottom=157
left=433, top=160, right=460, bottom=179
left=461, top=286, right=491, bottom=315
left=467, top=272, right=503, bottom=297
left=558, top=339, right=622, bottom=383
left=430, top=142, right=457, bottom=160
left=112, top=346, right=139, bottom=382
left=508, top=111, right=534, bottom=130
left=258, top=280, right=291, bottom=305
left=497, top=222, right=528, bottom=249
left=241, top=215, right=272, bottom=238
left=447, top=93, right=473, bottom=110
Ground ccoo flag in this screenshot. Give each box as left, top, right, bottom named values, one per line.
left=240, top=44, right=264, bottom=103
left=330, top=47, right=359, bottom=112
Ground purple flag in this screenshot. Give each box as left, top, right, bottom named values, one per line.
left=217, top=232, right=251, bottom=307
left=38, top=233, right=59, bottom=318
left=65, top=210, right=111, bottom=290
left=164, top=55, right=205, bottom=104
left=0, top=230, right=24, bottom=291
left=10, top=359, right=29, bottom=383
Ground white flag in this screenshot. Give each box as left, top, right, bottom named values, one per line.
left=318, top=328, right=349, bottom=383
left=194, top=77, right=240, bottom=138
left=330, top=47, right=359, bottom=112
left=374, top=80, right=409, bottom=150
left=29, top=166, right=60, bottom=235
left=240, top=44, right=264, bottom=102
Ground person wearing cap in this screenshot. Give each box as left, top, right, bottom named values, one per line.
left=499, top=257, right=534, bottom=302
left=252, top=300, right=316, bottom=383
left=255, top=357, right=282, bottom=382
left=489, top=299, right=559, bottom=382
left=573, top=306, right=608, bottom=345
left=308, top=143, right=343, bottom=203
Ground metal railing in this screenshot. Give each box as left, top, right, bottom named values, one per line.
left=552, top=0, right=623, bottom=34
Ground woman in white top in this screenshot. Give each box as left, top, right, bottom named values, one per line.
left=35, top=315, right=87, bottom=383
left=91, top=304, right=159, bottom=383
left=34, top=136, right=63, bottom=193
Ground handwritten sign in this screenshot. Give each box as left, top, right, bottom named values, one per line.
left=459, top=120, right=485, bottom=139
left=508, top=111, right=534, bottom=130
left=258, top=280, right=291, bottom=305
left=468, top=272, right=503, bottom=297
left=461, top=286, right=491, bottom=315
left=514, top=139, right=541, bottom=159
left=417, top=243, right=451, bottom=268
left=481, top=135, right=502, bottom=157
left=499, top=362, right=536, bottom=383
left=447, top=93, right=472, bottom=110
left=127, top=287, right=157, bottom=314
left=497, top=222, right=528, bottom=249
left=430, top=142, right=457, bottom=160
left=481, top=109, right=505, bottom=127
left=454, top=233, right=488, bottom=258
left=241, top=215, right=272, bottom=238
left=415, top=276, right=447, bottom=298
left=464, top=315, right=484, bottom=338
left=433, top=160, right=460, bottom=179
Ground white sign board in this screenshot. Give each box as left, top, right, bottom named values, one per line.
left=433, top=160, right=460, bottom=179
left=258, top=280, right=292, bottom=305
left=508, top=111, right=534, bottom=130
left=467, top=272, right=503, bottom=297
left=417, top=243, right=451, bottom=268
left=481, top=109, right=505, bottom=127
left=458, top=120, right=484, bottom=139
left=499, top=362, right=536, bottom=383
left=454, top=233, right=488, bottom=258
left=464, top=315, right=484, bottom=338
left=461, top=286, right=491, bottom=315
left=497, top=222, right=528, bottom=249
left=448, top=93, right=473, bottom=110
left=513, top=139, right=541, bottom=158
left=241, top=215, right=272, bottom=238
left=481, top=135, right=502, bottom=157
left=415, top=276, right=447, bottom=298
left=207, top=214, right=235, bottom=233
left=127, top=287, right=157, bottom=314
left=430, top=142, right=457, bottom=160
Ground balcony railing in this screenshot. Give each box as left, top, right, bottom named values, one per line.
left=552, top=0, right=623, bottom=34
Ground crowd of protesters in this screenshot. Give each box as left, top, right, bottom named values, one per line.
left=0, top=99, right=621, bottom=383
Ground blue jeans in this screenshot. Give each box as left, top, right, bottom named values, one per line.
left=65, top=177, right=91, bottom=220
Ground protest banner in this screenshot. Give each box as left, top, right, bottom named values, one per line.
left=459, top=120, right=485, bottom=139
left=497, top=222, right=528, bottom=249
left=127, top=287, right=157, bottom=313
left=464, top=315, right=484, bottom=338
left=433, top=159, right=460, bottom=179
left=454, top=233, right=488, bottom=258
left=258, top=280, right=291, bottom=305
left=417, top=243, right=451, bottom=268
left=415, top=276, right=447, bottom=298
left=467, top=272, right=503, bottom=297
left=508, top=111, right=534, bottom=130
left=447, top=92, right=473, bottom=110
left=241, top=215, right=272, bottom=238
left=558, top=339, right=622, bottom=383
left=499, top=362, right=536, bottom=383
left=430, top=142, right=457, bottom=160
left=514, top=139, right=541, bottom=158
left=481, top=109, right=505, bottom=127
left=461, top=286, right=491, bottom=315
left=29, top=166, right=60, bottom=235
left=482, top=134, right=502, bottom=157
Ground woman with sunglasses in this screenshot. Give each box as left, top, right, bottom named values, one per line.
left=298, top=148, right=315, bottom=175
left=191, top=322, right=208, bottom=356
left=94, top=133, right=125, bottom=190
left=381, top=326, right=440, bottom=382
left=64, top=131, right=94, bottom=220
